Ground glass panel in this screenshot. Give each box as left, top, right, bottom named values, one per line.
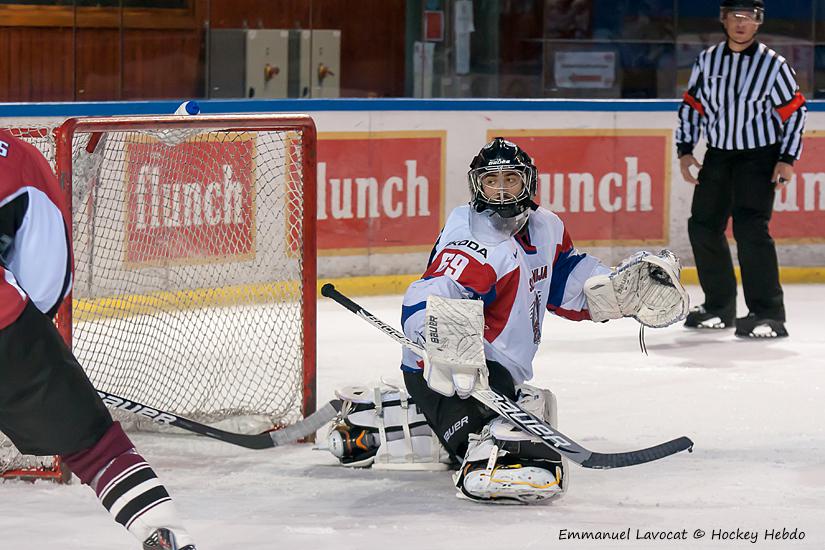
left=761, top=0, right=813, bottom=42
left=73, top=4, right=121, bottom=101
left=0, top=0, right=818, bottom=101
left=0, top=26, right=73, bottom=101
left=676, top=0, right=722, bottom=36
left=543, top=41, right=622, bottom=98
left=122, top=27, right=204, bottom=100
left=675, top=0, right=721, bottom=92
left=591, top=0, right=675, bottom=41
left=813, top=45, right=825, bottom=98
left=543, top=40, right=675, bottom=99
left=0, top=1, right=187, bottom=5
left=498, top=1, right=543, bottom=98
left=76, top=0, right=120, bottom=5
left=123, top=0, right=188, bottom=6
left=816, top=0, right=825, bottom=40
left=764, top=42, right=814, bottom=97
left=0, top=1, right=73, bottom=4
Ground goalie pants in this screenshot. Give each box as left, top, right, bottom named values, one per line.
left=688, top=144, right=785, bottom=321
left=0, top=300, right=113, bottom=456
left=403, top=360, right=516, bottom=461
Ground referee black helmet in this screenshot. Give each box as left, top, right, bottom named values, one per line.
left=720, top=0, right=764, bottom=27
left=721, top=0, right=764, bottom=7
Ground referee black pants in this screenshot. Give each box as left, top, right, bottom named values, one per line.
left=688, top=144, right=785, bottom=321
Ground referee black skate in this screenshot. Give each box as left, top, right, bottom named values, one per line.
left=675, top=0, right=806, bottom=339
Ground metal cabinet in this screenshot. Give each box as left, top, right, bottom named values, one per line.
left=208, top=28, right=340, bottom=99
left=298, top=29, right=341, bottom=98
left=246, top=30, right=290, bottom=99
left=207, top=29, right=246, bottom=98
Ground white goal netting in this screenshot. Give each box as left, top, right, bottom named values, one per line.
left=1, top=115, right=316, bottom=478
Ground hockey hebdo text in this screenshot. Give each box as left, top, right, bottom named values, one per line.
left=557, top=527, right=806, bottom=544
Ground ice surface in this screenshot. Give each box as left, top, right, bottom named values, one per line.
left=1, top=285, right=823, bottom=549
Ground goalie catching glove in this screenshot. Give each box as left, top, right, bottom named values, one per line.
left=423, top=295, right=488, bottom=399
left=583, top=249, right=689, bottom=328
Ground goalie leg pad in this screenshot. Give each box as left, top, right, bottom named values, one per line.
left=515, top=384, right=558, bottom=427
left=490, top=385, right=561, bottom=452
left=326, top=382, right=452, bottom=470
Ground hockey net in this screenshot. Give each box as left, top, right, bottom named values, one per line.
left=0, top=115, right=317, bottom=481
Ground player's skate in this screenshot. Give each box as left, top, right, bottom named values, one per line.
left=142, top=528, right=196, bottom=550
left=684, top=304, right=734, bottom=329
left=453, top=418, right=566, bottom=504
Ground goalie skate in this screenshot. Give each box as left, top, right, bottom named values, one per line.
left=453, top=418, right=566, bottom=504
left=457, top=461, right=564, bottom=504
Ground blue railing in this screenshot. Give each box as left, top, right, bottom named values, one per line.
left=2, top=98, right=824, bottom=117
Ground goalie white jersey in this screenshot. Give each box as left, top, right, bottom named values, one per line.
left=401, top=205, right=610, bottom=385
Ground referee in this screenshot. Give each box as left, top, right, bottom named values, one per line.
left=675, top=0, right=806, bottom=339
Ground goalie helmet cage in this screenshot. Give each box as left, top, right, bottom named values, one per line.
left=0, top=114, right=317, bottom=481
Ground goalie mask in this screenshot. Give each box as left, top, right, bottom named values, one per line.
left=468, top=137, right=538, bottom=239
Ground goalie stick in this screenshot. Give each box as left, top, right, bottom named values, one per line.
left=321, top=283, right=694, bottom=469
left=96, top=389, right=342, bottom=450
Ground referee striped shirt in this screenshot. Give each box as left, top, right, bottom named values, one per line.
left=676, top=41, right=807, bottom=164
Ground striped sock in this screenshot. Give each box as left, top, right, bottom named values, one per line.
left=62, top=423, right=194, bottom=547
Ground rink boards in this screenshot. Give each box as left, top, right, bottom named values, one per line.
left=2, top=99, right=824, bottom=292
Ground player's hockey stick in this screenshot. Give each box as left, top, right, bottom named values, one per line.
left=96, top=389, right=342, bottom=450
left=321, top=283, right=694, bottom=469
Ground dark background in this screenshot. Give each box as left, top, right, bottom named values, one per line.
left=0, top=0, right=821, bottom=102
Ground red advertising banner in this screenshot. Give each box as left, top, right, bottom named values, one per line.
left=124, top=136, right=255, bottom=266
left=772, top=135, right=825, bottom=242
left=314, top=132, right=445, bottom=254
left=491, top=130, right=671, bottom=245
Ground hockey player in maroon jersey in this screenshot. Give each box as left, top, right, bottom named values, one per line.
left=398, top=138, right=689, bottom=502
left=0, top=130, right=196, bottom=550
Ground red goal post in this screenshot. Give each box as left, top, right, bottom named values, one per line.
left=1, top=113, right=317, bottom=480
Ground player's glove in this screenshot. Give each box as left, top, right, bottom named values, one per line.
left=583, top=249, right=689, bottom=328
left=423, top=295, right=488, bottom=398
